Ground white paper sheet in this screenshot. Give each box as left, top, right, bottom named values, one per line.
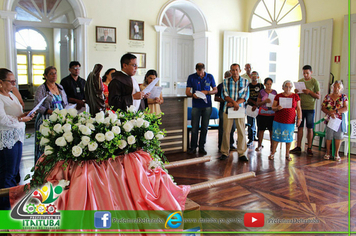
left=195, top=91, right=207, bottom=103
left=227, top=107, right=245, bottom=119
left=294, top=82, right=306, bottom=94
left=142, top=77, right=160, bottom=94
left=327, top=117, right=342, bottom=132
left=279, top=97, right=293, bottom=109
left=65, top=103, right=77, bottom=110
left=149, top=86, right=163, bottom=99
left=246, top=105, right=259, bottom=118
left=27, top=95, right=48, bottom=116
left=266, top=93, right=276, bottom=107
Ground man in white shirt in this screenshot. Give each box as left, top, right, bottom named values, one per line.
left=108, top=53, right=149, bottom=111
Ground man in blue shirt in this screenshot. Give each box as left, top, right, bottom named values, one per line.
left=186, top=63, right=217, bottom=155
left=219, top=63, right=249, bottom=161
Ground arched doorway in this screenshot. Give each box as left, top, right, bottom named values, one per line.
left=1, top=0, right=91, bottom=82
left=156, top=0, right=208, bottom=95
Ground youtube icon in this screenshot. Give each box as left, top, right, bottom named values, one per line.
left=244, top=213, right=264, bottom=227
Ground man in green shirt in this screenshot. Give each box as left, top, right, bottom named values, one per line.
left=290, top=65, right=320, bottom=156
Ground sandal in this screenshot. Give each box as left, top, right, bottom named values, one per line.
left=335, top=156, right=341, bottom=162
left=286, top=155, right=292, bottom=161
left=255, top=146, right=263, bottom=152
left=268, top=154, right=274, bottom=160
left=324, top=154, right=330, bottom=160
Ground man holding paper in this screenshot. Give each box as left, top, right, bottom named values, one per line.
left=109, top=53, right=150, bottom=112
left=290, top=65, right=320, bottom=156
left=219, top=63, right=249, bottom=161
left=186, top=63, right=217, bottom=155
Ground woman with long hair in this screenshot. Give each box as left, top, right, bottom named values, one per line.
left=140, top=70, right=163, bottom=115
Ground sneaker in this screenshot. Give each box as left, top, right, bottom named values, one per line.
left=230, top=146, right=237, bottom=151
left=218, top=155, right=228, bottom=160
left=307, top=148, right=313, bottom=156
left=199, top=148, right=207, bottom=155
left=290, top=146, right=301, bottom=154
left=239, top=155, right=249, bottom=161
left=187, top=148, right=196, bottom=154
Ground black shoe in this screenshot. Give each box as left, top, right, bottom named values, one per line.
left=230, top=146, right=237, bottom=151
left=199, top=148, right=207, bottom=155
left=187, top=148, right=196, bottom=154
left=239, top=155, right=249, bottom=161
left=218, top=155, right=228, bottom=160
left=290, top=146, right=301, bottom=154
left=253, top=137, right=259, bottom=141
left=247, top=140, right=253, bottom=146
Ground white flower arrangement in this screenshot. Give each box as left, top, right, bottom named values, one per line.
left=27, top=106, right=167, bottom=189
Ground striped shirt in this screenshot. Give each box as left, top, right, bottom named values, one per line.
left=223, top=76, right=249, bottom=113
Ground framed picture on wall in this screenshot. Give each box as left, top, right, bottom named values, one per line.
left=130, top=52, right=146, bottom=68
left=96, top=26, right=116, bottom=43
left=129, top=20, right=144, bottom=41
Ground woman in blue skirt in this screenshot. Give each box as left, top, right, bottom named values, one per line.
left=269, top=80, right=301, bottom=161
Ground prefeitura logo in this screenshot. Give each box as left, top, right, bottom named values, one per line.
left=11, top=181, right=69, bottom=230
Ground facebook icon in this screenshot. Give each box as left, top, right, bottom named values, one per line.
left=94, top=211, right=111, bottom=229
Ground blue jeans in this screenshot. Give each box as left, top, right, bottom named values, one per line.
left=0, top=141, right=22, bottom=210
left=247, top=116, right=256, bottom=141
left=190, top=107, right=212, bottom=150
left=218, top=109, right=236, bottom=149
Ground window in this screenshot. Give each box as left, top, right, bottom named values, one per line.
left=16, top=29, right=47, bottom=86
left=161, top=8, right=193, bottom=35
left=250, top=0, right=305, bottom=31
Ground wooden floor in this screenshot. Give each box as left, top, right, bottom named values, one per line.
left=19, top=127, right=355, bottom=233
left=166, top=130, right=356, bottom=233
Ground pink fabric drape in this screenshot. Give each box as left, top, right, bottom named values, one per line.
left=9, top=150, right=190, bottom=235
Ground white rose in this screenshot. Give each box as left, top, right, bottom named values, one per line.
left=78, top=141, right=85, bottom=149
left=66, top=118, right=73, bottom=124
left=149, top=160, right=161, bottom=170
left=127, top=135, right=136, bottom=145
left=95, top=133, right=105, bottom=142
left=105, top=131, right=115, bottom=141
left=55, top=137, right=67, bottom=147
left=40, top=127, right=50, bottom=136
left=114, top=120, right=121, bottom=126
left=123, top=122, right=133, bottom=132
left=63, top=132, right=73, bottom=142
left=118, top=140, right=127, bottom=149
left=53, top=124, right=63, bottom=134
left=144, top=131, right=154, bottom=140
left=109, top=113, right=117, bottom=123
left=136, top=118, right=144, bottom=128
left=95, top=111, right=105, bottom=123
left=72, top=145, right=82, bottom=157
left=53, top=108, right=61, bottom=114
left=40, top=137, right=49, bottom=146
left=79, top=125, right=91, bottom=135
left=156, top=134, right=164, bottom=140
left=112, top=126, right=121, bottom=135
left=127, top=105, right=137, bottom=113
left=42, top=120, right=50, bottom=127
left=49, top=113, right=58, bottom=122
left=67, top=108, right=77, bottom=117
left=118, top=113, right=125, bottom=118
left=144, top=120, right=150, bottom=128
left=130, top=119, right=136, bottom=127
left=86, top=118, right=95, bottom=124
left=62, top=124, right=72, bottom=133
left=88, top=141, right=98, bottom=151
left=79, top=118, right=86, bottom=124
left=44, top=145, right=53, bottom=155
left=103, top=117, right=111, bottom=126
left=86, top=123, right=95, bottom=131
left=59, top=109, right=68, bottom=117
left=81, top=136, right=91, bottom=146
